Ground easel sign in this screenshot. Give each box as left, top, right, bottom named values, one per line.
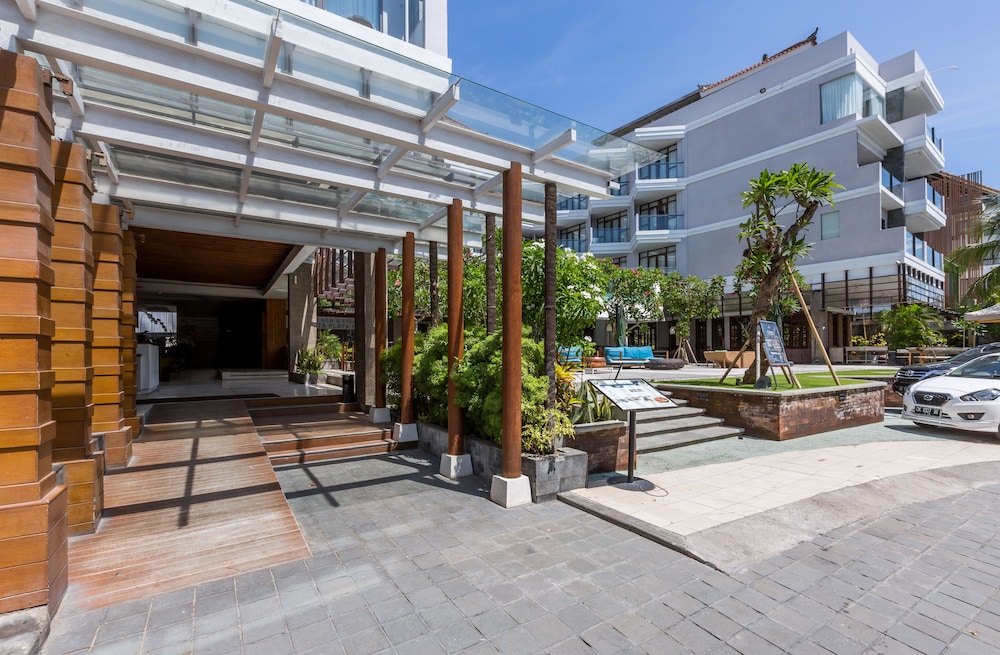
left=759, top=320, right=800, bottom=388
left=589, top=380, right=673, bottom=483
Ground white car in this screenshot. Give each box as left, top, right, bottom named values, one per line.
left=901, top=353, right=1000, bottom=437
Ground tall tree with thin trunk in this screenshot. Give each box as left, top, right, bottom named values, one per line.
left=485, top=213, right=497, bottom=334
left=429, top=241, right=440, bottom=327
left=736, top=163, right=840, bottom=385
left=544, top=182, right=557, bottom=425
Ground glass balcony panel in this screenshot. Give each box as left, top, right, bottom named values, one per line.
left=881, top=167, right=903, bottom=196
left=927, top=183, right=945, bottom=211
left=638, top=214, right=684, bottom=231
left=592, top=227, right=629, bottom=243
left=638, top=160, right=684, bottom=180
left=557, top=237, right=588, bottom=253
left=609, top=177, right=630, bottom=196
left=557, top=195, right=589, bottom=211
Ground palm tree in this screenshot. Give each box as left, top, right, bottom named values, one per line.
left=948, top=193, right=1000, bottom=303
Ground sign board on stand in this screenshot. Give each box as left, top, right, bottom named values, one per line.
left=758, top=320, right=800, bottom=388
left=589, top=380, right=674, bottom=483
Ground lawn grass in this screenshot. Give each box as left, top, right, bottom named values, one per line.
left=659, top=369, right=889, bottom=391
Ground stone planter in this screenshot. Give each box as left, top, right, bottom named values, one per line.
left=288, top=372, right=319, bottom=384
left=416, top=423, right=587, bottom=502
left=661, top=381, right=885, bottom=440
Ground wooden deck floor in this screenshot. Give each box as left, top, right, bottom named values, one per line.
left=64, top=400, right=311, bottom=609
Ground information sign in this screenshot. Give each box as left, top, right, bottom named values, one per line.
left=759, top=320, right=791, bottom=366
left=589, top=379, right=674, bottom=411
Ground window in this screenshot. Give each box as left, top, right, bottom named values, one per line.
left=639, top=246, right=676, bottom=272
left=821, top=211, right=840, bottom=240
left=820, top=73, right=884, bottom=124
left=593, top=210, right=628, bottom=243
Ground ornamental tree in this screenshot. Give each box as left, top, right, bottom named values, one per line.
left=736, top=163, right=840, bottom=384
left=662, top=272, right=726, bottom=354
left=520, top=241, right=606, bottom=345
left=597, top=260, right=665, bottom=345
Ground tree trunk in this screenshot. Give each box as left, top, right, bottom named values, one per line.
left=544, top=182, right=557, bottom=438
left=740, top=268, right=782, bottom=385
left=429, top=241, right=440, bottom=327
left=485, top=213, right=497, bottom=335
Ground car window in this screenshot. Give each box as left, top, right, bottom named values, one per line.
left=950, top=355, right=1000, bottom=378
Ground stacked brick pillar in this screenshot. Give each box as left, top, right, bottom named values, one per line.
left=121, top=231, right=139, bottom=434
left=0, top=51, right=69, bottom=614
left=91, top=204, right=132, bottom=468
left=50, top=140, right=104, bottom=536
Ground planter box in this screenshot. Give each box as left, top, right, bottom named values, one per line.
left=567, top=420, right=628, bottom=474
left=661, top=381, right=885, bottom=440
left=416, top=423, right=587, bottom=502
left=288, top=372, right=319, bottom=384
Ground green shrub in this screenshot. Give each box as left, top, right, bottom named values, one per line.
left=412, top=325, right=451, bottom=426
left=568, top=382, right=613, bottom=424
left=316, top=330, right=342, bottom=361
left=295, top=347, right=324, bottom=374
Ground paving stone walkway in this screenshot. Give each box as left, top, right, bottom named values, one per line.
left=42, top=450, right=1000, bottom=654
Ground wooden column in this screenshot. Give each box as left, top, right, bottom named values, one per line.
left=121, top=230, right=139, bottom=434
left=0, top=51, right=69, bottom=615
left=447, top=200, right=464, bottom=456
left=374, top=247, right=387, bottom=408
left=91, top=204, right=132, bottom=469
left=50, top=140, right=104, bottom=536
left=400, top=233, right=415, bottom=425
left=485, top=213, right=497, bottom=335
left=501, top=164, right=522, bottom=478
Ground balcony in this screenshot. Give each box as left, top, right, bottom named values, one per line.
left=634, top=161, right=685, bottom=202
left=638, top=214, right=684, bottom=231
left=879, top=165, right=905, bottom=211
left=857, top=115, right=903, bottom=165
left=905, top=230, right=944, bottom=270
left=592, top=177, right=631, bottom=211
left=632, top=125, right=685, bottom=151
left=903, top=179, right=947, bottom=232
left=590, top=227, right=630, bottom=256
left=893, top=115, right=945, bottom=178
left=635, top=214, right=685, bottom=247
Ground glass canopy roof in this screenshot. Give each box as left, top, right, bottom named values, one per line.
left=23, top=0, right=663, bottom=246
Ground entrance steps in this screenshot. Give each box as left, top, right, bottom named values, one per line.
left=220, top=369, right=290, bottom=380
left=633, top=394, right=741, bottom=453
left=248, top=403, right=413, bottom=466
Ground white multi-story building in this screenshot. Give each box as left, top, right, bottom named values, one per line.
left=548, top=31, right=949, bottom=363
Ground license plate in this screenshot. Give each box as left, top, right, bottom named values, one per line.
left=913, top=406, right=940, bottom=417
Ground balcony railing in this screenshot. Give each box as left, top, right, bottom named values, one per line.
left=638, top=214, right=684, bottom=231
left=592, top=227, right=629, bottom=244
left=638, top=160, right=684, bottom=180
left=557, top=194, right=589, bottom=211
left=927, top=182, right=944, bottom=211
left=927, top=125, right=944, bottom=153
left=641, top=265, right=677, bottom=274
left=557, top=237, right=588, bottom=253
left=881, top=167, right=903, bottom=197
left=905, top=231, right=943, bottom=269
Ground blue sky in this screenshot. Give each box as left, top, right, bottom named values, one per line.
left=448, top=1, right=1000, bottom=187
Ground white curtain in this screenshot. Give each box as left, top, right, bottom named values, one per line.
left=820, top=74, right=862, bottom=124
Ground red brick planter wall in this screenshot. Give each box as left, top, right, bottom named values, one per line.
left=662, top=382, right=885, bottom=441
left=567, top=420, right=629, bottom=473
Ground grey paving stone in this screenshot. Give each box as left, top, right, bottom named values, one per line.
left=338, top=626, right=390, bottom=655
left=885, top=622, right=948, bottom=655
left=578, top=622, right=636, bottom=654
left=93, top=614, right=148, bottom=645
left=435, top=619, right=484, bottom=653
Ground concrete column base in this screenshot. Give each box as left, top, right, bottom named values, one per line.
left=439, top=453, right=472, bottom=479
left=490, top=475, right=532, bottom=508
left=369, top=407, right=392, bottom=424
left=393, top=423, right=417, bottom=443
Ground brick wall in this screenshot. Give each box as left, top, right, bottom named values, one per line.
left=567, top=420, right=629, bottom=473
left=665, top=382, right=885, bottom=441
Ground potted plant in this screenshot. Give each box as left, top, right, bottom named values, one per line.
left=291, top=347, right=324, bottom=384
left=579, top=336, right=604, bottom=368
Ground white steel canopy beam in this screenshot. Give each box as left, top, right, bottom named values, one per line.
left=375, top=146, right=407, bottom=179
left=532, top=128, right=576, bottom=165
left=15, top=11, right=614, bottom=197
left=421, top=83, right=459, bottom=133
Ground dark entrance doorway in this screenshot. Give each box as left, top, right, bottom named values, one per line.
left=219, top=300, right=264, bottom=369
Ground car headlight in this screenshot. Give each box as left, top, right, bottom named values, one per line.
left=959, top=389, right=1000, bottom=402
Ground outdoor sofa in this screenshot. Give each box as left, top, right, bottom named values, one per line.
left=603, top=345, right=655, bottom=367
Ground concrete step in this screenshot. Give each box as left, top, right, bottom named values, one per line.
left=219, top=369, right=288, bottom=380
left=633, top=405, right=702, bottom=423
left=636, top=425, right=742, bottom=453
left=636, top=415, right=724, bottom=435
left=268, top=439, right=416, bottom=467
